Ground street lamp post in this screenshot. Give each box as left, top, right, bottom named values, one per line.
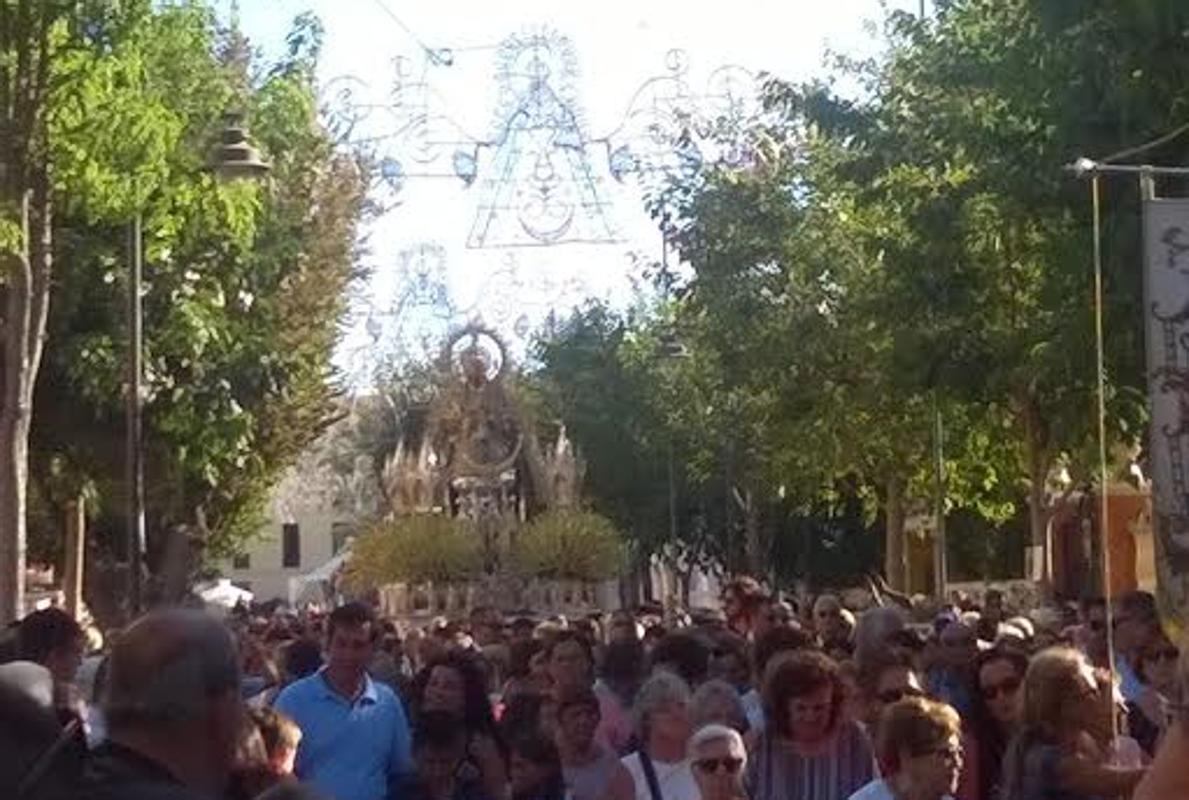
left=125, top=110, right=269, bottom=617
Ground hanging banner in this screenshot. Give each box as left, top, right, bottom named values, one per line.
left=1144, top=196, right=1189, bottom=627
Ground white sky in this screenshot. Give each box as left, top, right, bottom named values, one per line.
left=228, top=0, right=918, bottom=378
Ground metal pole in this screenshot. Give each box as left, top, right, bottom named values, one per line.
left=1090, top=173, right=1120, bottom=742
left=127, top=212, right=145, bottom=617
left=1067, top=160, right=1189, bottom=177
left=933, top=397, right=947, bottom=601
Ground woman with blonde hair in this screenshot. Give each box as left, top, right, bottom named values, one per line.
left=849, top=696, right=963, bottom=800
left=1000, top=647, right=1144, bottom=799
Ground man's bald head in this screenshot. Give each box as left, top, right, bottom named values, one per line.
left=104, top=609, right=240, bottom=731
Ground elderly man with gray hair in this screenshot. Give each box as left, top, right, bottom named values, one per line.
left=80, top=609, right=245, bottom=800
left=688, top=724, right=746, bottom=800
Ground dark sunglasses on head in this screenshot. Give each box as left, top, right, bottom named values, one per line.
left=694, top=757, right=744, bottom=775
left=876, top=686, right=925, bottom=705
left=980, top=676, right=1021, bottom=700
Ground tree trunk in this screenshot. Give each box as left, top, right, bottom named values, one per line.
left=63, top=495, right=85, bottom=618
left=885, top=475, right=908, bottom=591
left=1, top=179, right=50, bottom=624
left=0, top=407, right=29, bottom=623
left=1023, top=396, right=1052, bottom=595
left=742, top=487, right=761, bottom=576
left=0, top=1, right=56, bottom=624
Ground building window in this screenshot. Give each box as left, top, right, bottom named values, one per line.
left=232, top=552, right=250, bottom=570
left=331, top=522, right=354, bottom=555
left=282, top=522, right=301, bottom=568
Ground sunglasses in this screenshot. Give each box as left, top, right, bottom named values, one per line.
left=876, top=686, right=926, bottom=705
left=694, top=757, right=744, bottom=775
left=980, top=677, right=1021, bottom=700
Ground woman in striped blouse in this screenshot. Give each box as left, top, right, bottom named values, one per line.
left=746, top=649, right=875, bottom=800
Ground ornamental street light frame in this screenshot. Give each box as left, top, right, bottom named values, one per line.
left=125, top=110, right=270, bottom=618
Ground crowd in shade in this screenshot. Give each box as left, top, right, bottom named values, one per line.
left=4, top=575, right=1189, bottom=800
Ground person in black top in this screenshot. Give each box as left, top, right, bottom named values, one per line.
left=509, top=730, right=567, bottom=800
left=80, top=608, right=244, bottom=800
left=0, top=671, right=85, bottom=800
left=404, top=711, right=493, bottom=800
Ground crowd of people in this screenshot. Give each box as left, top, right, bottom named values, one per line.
left=4, top=576, right=1189, bottom=800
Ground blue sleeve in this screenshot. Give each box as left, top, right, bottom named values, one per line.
left=273, top=684, right=296, bottom=716
left=272, top=685, right=311, bottom=779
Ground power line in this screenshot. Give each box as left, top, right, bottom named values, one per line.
left=370, top=0, right=499, bottom=61
left=370, top=0, right=437, bottom=60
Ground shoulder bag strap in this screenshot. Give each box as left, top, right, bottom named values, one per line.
left=638, top=750, right=665, bottom=800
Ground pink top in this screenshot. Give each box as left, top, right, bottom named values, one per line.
left=595, top=681, right=634, bottom=754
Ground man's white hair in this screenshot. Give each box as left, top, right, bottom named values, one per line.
left=687, top=723, right=746, bottom=765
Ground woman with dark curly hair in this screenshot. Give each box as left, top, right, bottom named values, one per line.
left=963, top=647, right=1026, bottom=800
left=413, top=651, right=509, bottom=800
left=746, top=650, right=874, bottom=800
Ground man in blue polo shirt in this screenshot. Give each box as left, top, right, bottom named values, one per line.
left=276, top=602, right=412, bottom=800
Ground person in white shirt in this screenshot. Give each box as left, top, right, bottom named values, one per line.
left=848, top=696, right=962, bottom=800
left=609, top=671, right=700, bottom=800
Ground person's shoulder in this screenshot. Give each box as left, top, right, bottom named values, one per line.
left=369, top=677, right=405, bottom=710
left=846, top=778, right=892, bottom=800
left=275, top=673, right=321, bottom=708
left=838, top=717, right=871, bottom=743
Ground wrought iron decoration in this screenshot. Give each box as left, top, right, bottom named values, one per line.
left=321, top=22, right=762, bottom=249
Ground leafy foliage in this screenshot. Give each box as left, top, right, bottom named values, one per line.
left=533, top=1, right=1189, bottom=590
left=26, top=5, right=367, bottom=580
left=513, top=509, right=624, bottom=581
left=343, top=515, right=481, bottom=588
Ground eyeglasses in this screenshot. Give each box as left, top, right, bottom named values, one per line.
left=694, top=757, right=744, bottom=775
left=876, top=686, right=926, bottom=705
left=919, top=744, right=962, bottom=763
left=980, top=676, right=1022, bottom=700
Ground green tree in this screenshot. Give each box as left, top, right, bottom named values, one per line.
left=1, top=1, right=176, bottom=621
left=23, top=6, right=366, bottom=612
left=799, top=1, right=1180, bottom=581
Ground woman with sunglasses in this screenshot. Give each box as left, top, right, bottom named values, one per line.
left=856, top=648, right=926, bottom=732
left=965, top=648, right=1026, bottom=800
left=689, top=725, right=748, bottom=800
left=1128, top=634, right=1179, bottom=756
left=1000, top=647, right=1145, bottom=800
left=849, top=696, right=963, bottom=800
